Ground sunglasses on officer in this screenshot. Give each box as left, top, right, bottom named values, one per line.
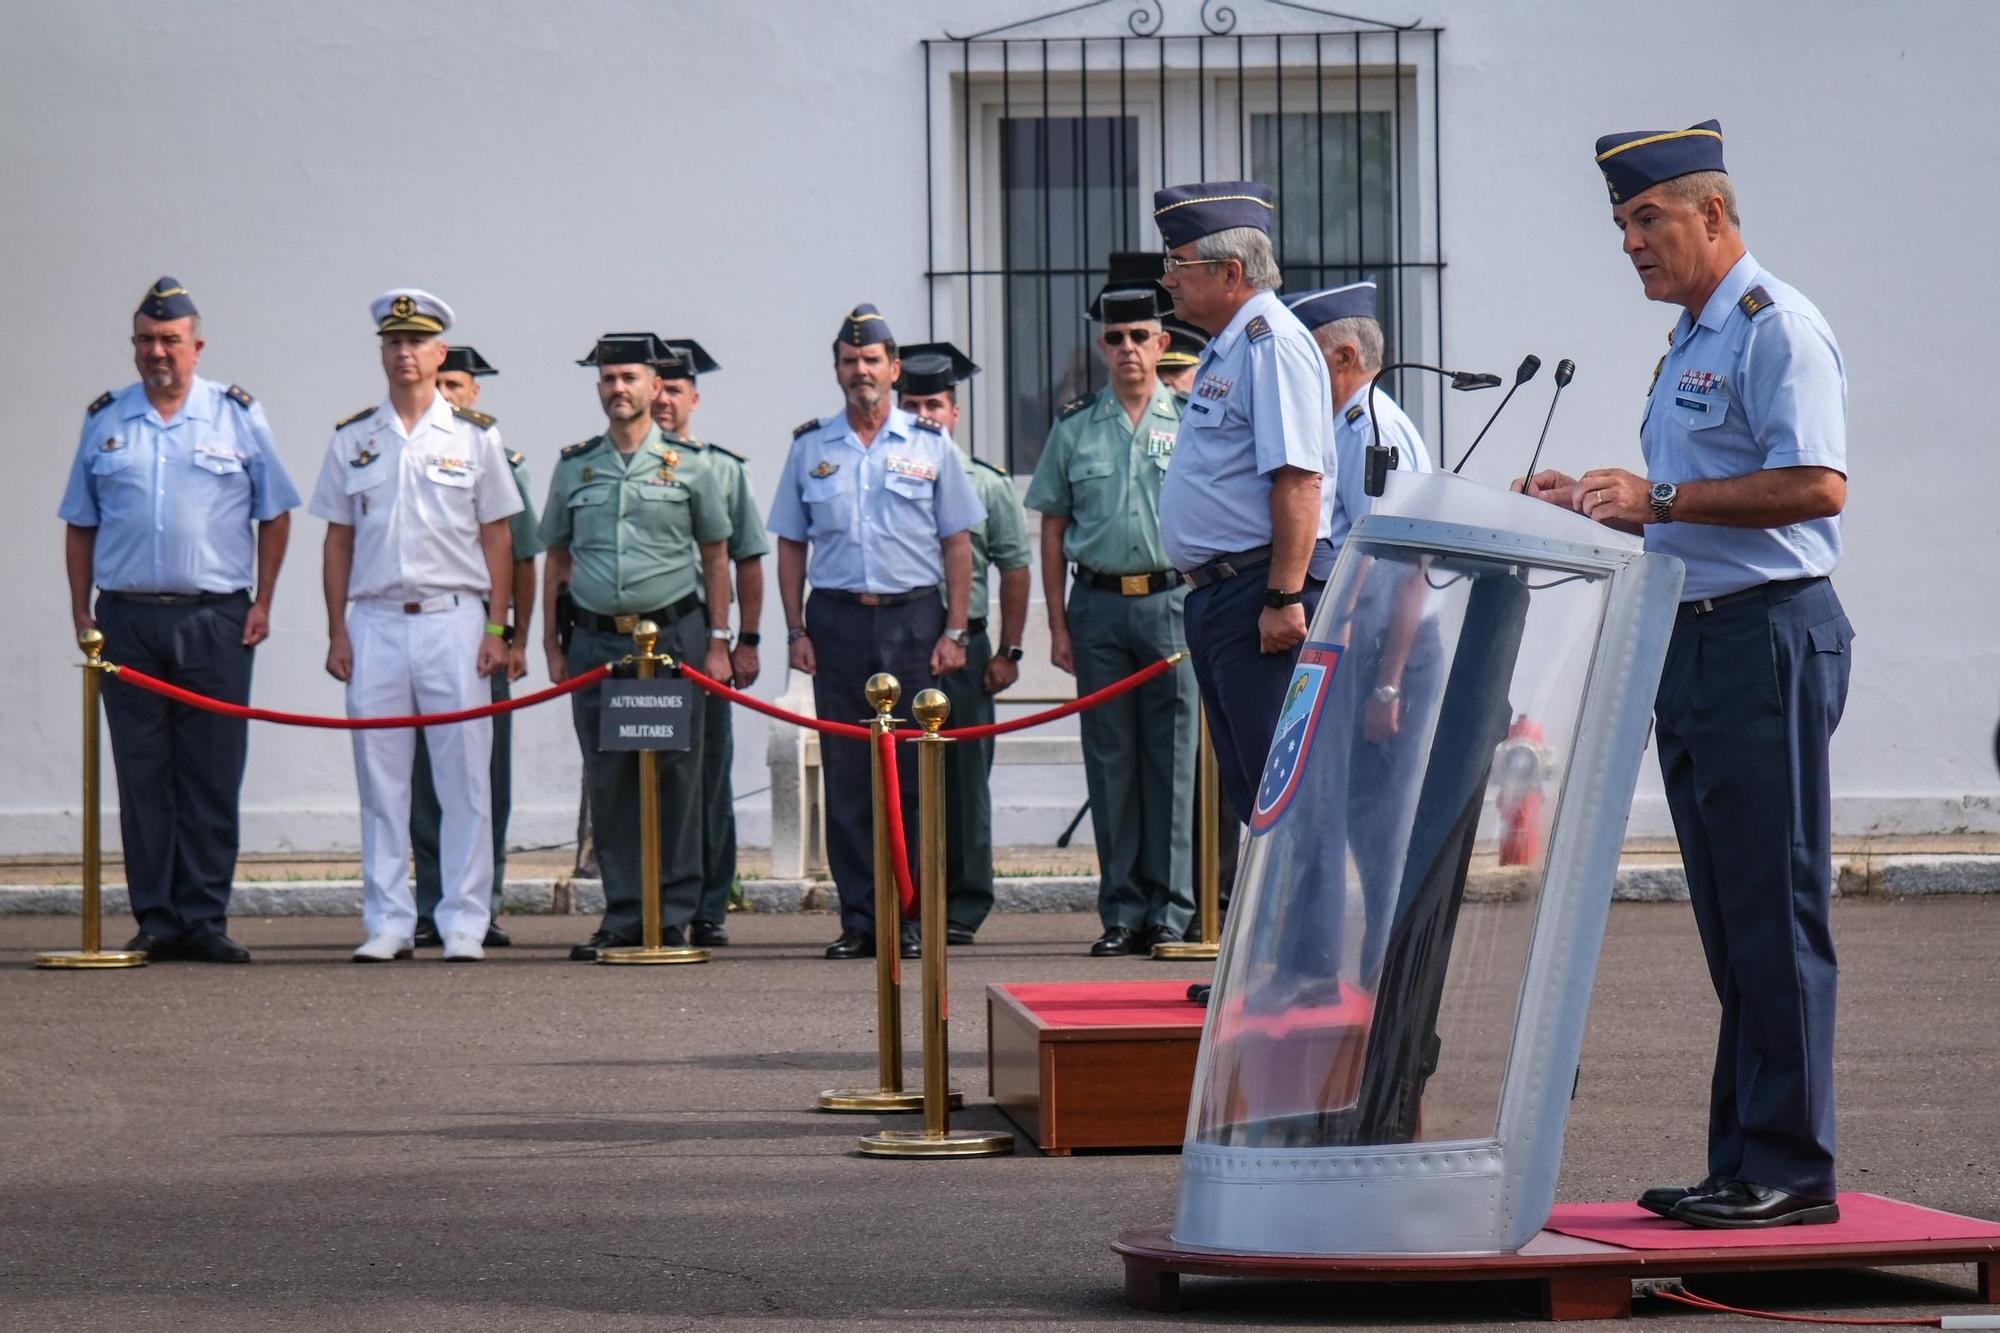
left=1100, top=328, right=1162, bottom=347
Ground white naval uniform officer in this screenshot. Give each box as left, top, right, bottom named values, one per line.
left=310, top=289, right=522, bottom=963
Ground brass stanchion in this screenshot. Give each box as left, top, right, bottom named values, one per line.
left=38, top=630, right=145, bottom=970
left=820, top=674, right=958, bottom=1114
left=600, top=620, right=710, bottom=966
left=861, top=689, right=1011, bottom=1158
left=1154, top=710, right=1222, bottom=961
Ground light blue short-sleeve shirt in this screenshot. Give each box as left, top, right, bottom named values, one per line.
left=1327, top=381, right=1433, bottom=553
left=1640, top=252, right=1847, bottom=601
left=766, top=406, right=985, bottom=593
left=58, top=376, right=301, bottom=594
left=1157, top=289, right=1335, bottom=570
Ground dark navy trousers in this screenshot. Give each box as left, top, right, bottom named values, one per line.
left=806, top=591, right=943, bottom=932
left=95, top=591, right=254, bottom=942
left=1653, top=577, right=1852, bottom=1199
left=1181, top=567, right=1326, bottom=825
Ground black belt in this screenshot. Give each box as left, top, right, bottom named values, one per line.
left=1075, top=565, right=1182, bottom=597
left=100, top=589, right=245, bottom=606
left=576, top=593, right=702, bottom=635
left=815, top=587, right=936, bottom=608
left=1179, top=546, right=1273, bottom=591
left=966, top=617, right=988, bottom=636
left=1678, top=576, right=1825, bottom=622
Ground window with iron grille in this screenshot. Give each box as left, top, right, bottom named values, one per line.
left=922, top=3, right=1445, bottom=475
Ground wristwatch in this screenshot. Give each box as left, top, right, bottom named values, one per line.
left=1262, top=587, right=1303, bottom=609
left=944, top=627, right=970, bottom=646
left=786, top=626, right=808, bottom=644
left=1000, top=644, right=1024, bottom=662
left=1649, top=481, right=1679, bottom=524
left=737, top=631, right=761, bottom=647
left=1372, top=684, right=1401, bottom=703
left=707, top=627, right=732, bottom=642
left=500, top=625, right=517, bottom=645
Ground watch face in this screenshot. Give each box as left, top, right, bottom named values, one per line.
left=1650, top=482, right=1675, bottom=502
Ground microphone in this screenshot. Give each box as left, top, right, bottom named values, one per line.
left=1451, top=354, right=1541, bottom=476
left=1365, top=361, right=1501, bottom=496
left=1522, top=358, right=1576, bottom=489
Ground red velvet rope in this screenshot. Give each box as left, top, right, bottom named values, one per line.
left=876, top=730, right=918, bottom=918
left=103, top=663, right=611, bottom=729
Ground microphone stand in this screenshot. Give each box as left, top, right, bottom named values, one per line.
left=1365, top=362, right=1501, bottom=497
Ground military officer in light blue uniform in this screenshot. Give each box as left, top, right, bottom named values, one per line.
left=59, top=277, right=300, bottom=963
left=894, top=341, right=1031, bottom=947
left=1525, top=120, right=1852, bottom=1230
left=1027, top=255, right=1200, bottom=957
left=769, top=304, right=985, bottom=961
left=412, top=345, right=538, bottom=949
left=1153, top=182, right=1337, bottom=827
left=1288, top=280, right=1441, bottom=984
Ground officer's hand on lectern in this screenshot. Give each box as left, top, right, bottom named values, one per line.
left=325, top=634, right=354, bottom=683
left=789, top=633, right=816, bottom=677
left=1520, top=469, right=1579, bottom=507
left=1258, top=604, right=1307, bottom=655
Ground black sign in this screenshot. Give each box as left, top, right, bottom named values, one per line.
left=597, top=678, right=693, bottom=751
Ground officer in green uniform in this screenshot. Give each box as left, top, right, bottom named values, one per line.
left=540, top=333, right=734, bottom=961
left=650, top=338, right=770, bottom=948
left=895, top=342, right=1031, bottom=945
left=410, top=345, right=537, bottom=948
left=1025, top=255, right=1199, bottom=955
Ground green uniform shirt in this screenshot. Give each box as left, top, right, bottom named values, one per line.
left=505, top=451, right=544, bottom=559
left=947, top=452, right=1031, bottom=615
left=538, top=423, right=728, bottom=615
left=1023, top=382, right=1183, bottom=576
left=671, top=436, right=770, bottom=564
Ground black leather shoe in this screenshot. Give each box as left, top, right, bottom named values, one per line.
left=570, top=930, right=633, bottom=962
left=825, top=929, right=873, bottom=960
left=1187, top=982, right=1213, bottom=1006
left=1090, top=927, right=1139, bottom=957
left=945, top=924, right=976, bottom=946
left=1671, top=1182, right=1840, bottom=1229
left=661, top=925, right=687, bottom=947
left=179, top=933, right=251, bottom=963
left=1145, top=925, right=1185, bottom=950
left=413, top=921, right=443, bottom=949
left=899, top=922, right=921, bottom=959
left=125, top=931, right=180, bottom=961
left=1638, top=1173, right=1734, bottom=1218
left=691, top=921, right=730, bottom=948
left=483, top=923, right=512, bottom=948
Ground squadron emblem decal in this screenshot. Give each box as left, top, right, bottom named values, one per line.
left=1250, top=642, right=1343, bottom=834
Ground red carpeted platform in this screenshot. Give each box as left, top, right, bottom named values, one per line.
left=1547, top=1191, right=2000, bottom=1250
left=1115, top=1194, right=2000, bottom=1321
left=997, top=980, right=1208, bottom=1029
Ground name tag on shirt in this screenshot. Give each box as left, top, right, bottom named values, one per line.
left=1674, top=395, right=1709, bottom=413
left=885, top=455, right=937, bottom=482
left=1183, top=399, right=1215, bottom=421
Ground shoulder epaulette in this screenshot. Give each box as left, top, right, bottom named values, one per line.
left=706, top=442, right=747, bottom=464
left=224, top=384, right=255, bottom=409
left=973, top=456, right=1009, bottom=478
left=87, top=390, right=116, bottom=417
left=1344, top=404, right=1366, bottom=425
left=560, top=439, right=595, bottom=460
left=1245, top=314, right=1272, bottom=343
left=1057, top=395, right=1092, bottom=420
left=1739, top=285, right=1776, bottom=319
left=453, top=405, right=498, bottom=429
left=912, top=415, right=944, bottom=434
left=335, top=405, right=378, bottom=430
left=1648, top=354, right=1666, bottom=395
left=792, top=417, right=820, bottom=439
left=507, top=450, right=525, bottom=468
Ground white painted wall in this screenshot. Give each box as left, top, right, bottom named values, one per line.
left=4, top=0, right=1995, bottom=855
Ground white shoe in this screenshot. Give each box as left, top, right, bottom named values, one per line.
left=353, top=934, right=414, bottom=963
left=442, top=932, right=485, bottom=962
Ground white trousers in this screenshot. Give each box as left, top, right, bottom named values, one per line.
left=346, top=598, right=493, bottom=942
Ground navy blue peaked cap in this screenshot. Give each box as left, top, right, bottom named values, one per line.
left=1152, top=181, right=1274, bottom=249
left=1594, top=119, right=1726, bottom=205
left=837, top=304, right=894, bottom=348
left=1284, top=281, right=1377, bottom=330
left=137, top=276, right=198, bottom=321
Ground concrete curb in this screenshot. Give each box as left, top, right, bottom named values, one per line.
left=3, top=855, right=1995, bottom=917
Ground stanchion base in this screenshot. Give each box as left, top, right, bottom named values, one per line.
left=1150, top=941, right=1219, bottom=960
left=817, top=1087, right=960, bottom=1114
left=859, top=1128, right=1015, bottom=1158
left=597, top=945, right=712, bottom=966
left=35, top=950, right=147, bottom=970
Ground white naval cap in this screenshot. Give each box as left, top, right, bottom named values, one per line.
left=370, top=288, right=454, bottom=335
